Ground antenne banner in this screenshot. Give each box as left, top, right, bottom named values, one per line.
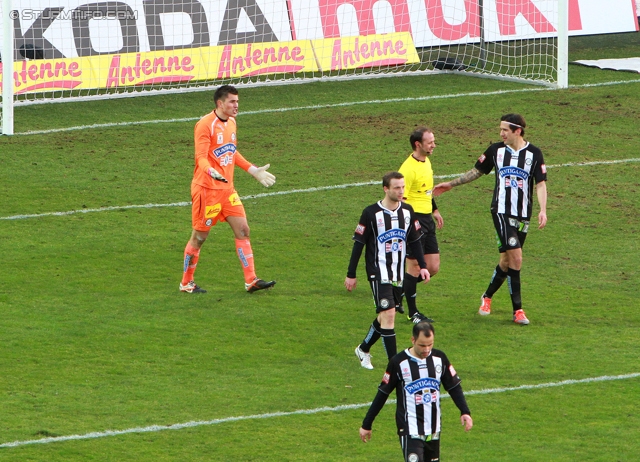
left=0, top=0, right=638, bottom=94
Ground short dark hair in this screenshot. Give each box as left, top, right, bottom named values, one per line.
left=382, top=171, right=404, bottom=188
left=214, top=85, right=238, bottom=104
left=412, top=321, right=435, bottom=339
left=409, top=126, right=433, bottom=150
left=501, top=113, right=526, bottom=136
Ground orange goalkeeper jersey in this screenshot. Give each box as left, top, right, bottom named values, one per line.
left=192, top=110, right=253, bottom=190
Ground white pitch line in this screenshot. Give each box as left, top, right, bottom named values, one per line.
left=1, top=158, right=639, bottom=222
left=14, top=78, right=640, bottom=136
left=0, top=372, right=637, bottom=449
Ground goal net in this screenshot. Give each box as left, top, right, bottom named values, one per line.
left=0, top=0, right=578, bottom=133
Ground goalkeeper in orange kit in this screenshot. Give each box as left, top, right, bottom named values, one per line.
left=180, top=85, right=276, bottom=294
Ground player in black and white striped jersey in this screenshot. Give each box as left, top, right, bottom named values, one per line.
left=359, top=322, right=473, bottom=462
left=346, top=172, right=430, bottom=370
left=433, top=114, right=548, bottom=325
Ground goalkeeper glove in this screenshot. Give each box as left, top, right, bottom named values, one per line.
left=248, top=164, right=276, bottom=187
left=207, top=167, right=228, bottom=183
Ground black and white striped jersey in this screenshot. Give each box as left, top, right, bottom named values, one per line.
left=378, top=348, right=463, bottom=436
left=352, top=201, right=422, bottom=283
left=475, top=141, right=547, bottom=220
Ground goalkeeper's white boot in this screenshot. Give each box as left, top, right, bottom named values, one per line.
left=180, top=281, right=207, bottom=294
left=245, top=278, right=276, bottom=293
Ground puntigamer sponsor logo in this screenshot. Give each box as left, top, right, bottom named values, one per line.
left=377, top=229, right=407, bottom=244
left=499, top=166, right=529, bottom=180
left=404, top=377, right=440, bottom=395
left=213, top=144, right=237, bottom=158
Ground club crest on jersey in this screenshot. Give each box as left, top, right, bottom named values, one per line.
left=377, top=228, right=407, bottom=244
left=231, top=133, right=236, bottom=141
left=505, top=177, right=524, bottom=189
left=355, top=224, right=366, bottom=235
left=415, top=391, right=438, bottom=405
left=217, top=133, right=223, bottom=144
left=385, top=240, right=403, bottom=253
left=405, top=377, right=440, bottom=394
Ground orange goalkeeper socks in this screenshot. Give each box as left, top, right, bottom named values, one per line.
left=235, top=238, right=256, bottom=284
left=181, top=243, right=201, bottom=285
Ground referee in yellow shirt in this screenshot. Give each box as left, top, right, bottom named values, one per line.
left=399, top=127, right=443, bottom=323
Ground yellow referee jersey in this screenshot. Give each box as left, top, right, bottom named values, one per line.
left=399, top=154, right=434, bottom=214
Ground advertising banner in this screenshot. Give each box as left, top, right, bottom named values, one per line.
left=0, top=0, right=637, bottom=94
left=1, top=33, right=419, bottom=94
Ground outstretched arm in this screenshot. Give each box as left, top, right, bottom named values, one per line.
left=432, top=168, right=485, bottom=196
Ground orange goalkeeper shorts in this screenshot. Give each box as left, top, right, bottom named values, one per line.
left=191, top=185, right=246, bottom=231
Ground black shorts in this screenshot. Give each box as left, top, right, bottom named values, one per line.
left=399, top=434, right=441, bottom=462
left=369, top=277, right=403, bottom=313
left=492, top=213, right=530, bottom=253
left=406, top=213, right=439, bottom=259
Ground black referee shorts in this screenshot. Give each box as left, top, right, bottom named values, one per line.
left=492, top=213, right=530, bottom=253
left=369, top=278, right=403, bottom=313
left=406, top=213, right=439, bottom=258
left=399, top=434, right=441, bottom=462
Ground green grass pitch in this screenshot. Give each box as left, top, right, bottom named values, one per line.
left=0, top=33, right=639, bottom=461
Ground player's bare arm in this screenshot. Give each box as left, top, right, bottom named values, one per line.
left=450, top=167, right=484, bottom=186
left=433, top=168, right=484, bottom=196
left=536, top=181, right=548, bottom=229
left=433, top=209, right=444, bottom=229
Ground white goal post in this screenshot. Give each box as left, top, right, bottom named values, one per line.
left=1, top=0, right=636, bottom=135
